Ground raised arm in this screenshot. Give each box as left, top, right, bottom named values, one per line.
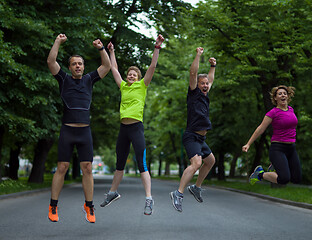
left=47, top=34, right=67, bottom=75
left=93, top=39, right=111, bottom=79
left=207, top=57, right=216, bottom=92
left=143, top=34, right=165, bottom=86
left=242, top=116, right=272, bottom=152
left=107, top=42, right=123, bottom=88
left=189, top=47, right=203, bottom=90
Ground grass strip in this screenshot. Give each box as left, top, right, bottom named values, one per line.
left=0, top=175, right=80, bottom=195
left=206, top=179, right=312, bottom=204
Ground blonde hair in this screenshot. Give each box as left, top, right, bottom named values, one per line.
left=270, top=85, right=295, bottom=106
left=127, top=66, right=142, bottom=80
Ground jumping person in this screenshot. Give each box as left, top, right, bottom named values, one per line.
left=242, top=85, right=301, bottom=186
left=100, top=34, right=165, bottom=215
left=47, top=33, right=111, bottom=223
left=170, top=47, right=216, bottom=212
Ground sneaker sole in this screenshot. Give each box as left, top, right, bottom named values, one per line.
left=82, top=206, right=95, bottom=223
left=144, top=200, right=154, bottom=215
left=100, top=194, right=121, bottom=207
left=144, top=209, right=153, bottom=215
left=249, top=165, right=263, bottom=185
left=249, top=172, right=258, bottom=185
left=170, top=192, right=182, bottom=212
left=187, top=186, right=203, bottom=203
left=249, top=177, right=258, bottom=185
left=48, top=216, right=59, bottom=222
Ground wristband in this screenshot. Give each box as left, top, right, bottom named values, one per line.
left=98, top=46, right=105, bottom=51
left=211, top=65, right=216, bottom=67
left=155, top=45, right=161, bottom=49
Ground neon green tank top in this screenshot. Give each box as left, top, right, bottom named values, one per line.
left=120, top=79, right=148, bottom=122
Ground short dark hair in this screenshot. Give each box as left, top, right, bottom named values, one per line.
left=68, top=55, right=84, bottom=66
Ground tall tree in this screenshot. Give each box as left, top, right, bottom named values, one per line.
left=0, top=0, right=192, bottom=181
left=187, top=0, right=312, bottom=181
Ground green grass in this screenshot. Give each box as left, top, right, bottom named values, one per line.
left=0, top=175, right=80, bottom=195
left=154, top=175, right=312, bottom=205
left=206, top=179, right=312, bottom=204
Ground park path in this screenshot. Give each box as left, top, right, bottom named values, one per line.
left=0, top=175, right=311, bottom=240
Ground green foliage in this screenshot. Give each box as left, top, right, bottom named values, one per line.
left=97, top=146, right=117, bottom=173
left=296, top=113, right=312, bottom=183
left=184, top=0, right=312, bottom=182
left=0, top=1, right=63, bottom=174
left=1, top=0, right=311, bottom=185
left=144, top=35, right=194, bottom=167
left=0, top=0, right=190, bottom=177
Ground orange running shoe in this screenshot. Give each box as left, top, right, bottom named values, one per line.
left=83, top=203, right=95, bottom=223
left=48, top=205, right=59, bottom=222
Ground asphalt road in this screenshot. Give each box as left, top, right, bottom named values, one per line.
left=0, top=175, right=311, bottom=240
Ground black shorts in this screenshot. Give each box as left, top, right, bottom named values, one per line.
left=58, top=125, right=93, bottom=162
left=182, top=130, right=212, bottom=160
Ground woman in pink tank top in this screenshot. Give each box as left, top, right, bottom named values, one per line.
left=242, top=85, right=301, bottom=186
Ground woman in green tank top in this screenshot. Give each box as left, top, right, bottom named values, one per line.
left=100, top=35, right=164, bottom=215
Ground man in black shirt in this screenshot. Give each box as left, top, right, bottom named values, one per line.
left=47, top=33, right=110, bottom=223
left=170, top=47, right=216, bottom=212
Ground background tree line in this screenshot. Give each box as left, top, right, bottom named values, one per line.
left=1, top=0, right=311, bottom=184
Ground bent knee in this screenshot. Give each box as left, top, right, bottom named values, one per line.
left=208, top=155, right=216, bottom=165
left=203, top=153, right=215, bottom=166
left=277, top=176, right=290, bottom=185
left=190, top=155, right=202, bottom=169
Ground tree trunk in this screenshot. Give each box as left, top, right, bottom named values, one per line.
left=217, top=152, right=225, bottom=180
left=229, top=153, right=239, bottom=178
left=183, top=156, right=188, bottom=171
left=158, top=154, right=162, bottom=176
left=28, top=138, right=54, bottom=183
left=165, top=161, right=170, bottom=176
left=9, top=143, right=22, bottom=180
left=168, top=131, right=184, bottom=177
left=0, top=125, right=5, bottom=182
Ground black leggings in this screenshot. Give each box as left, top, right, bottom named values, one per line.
left=269, top=142, right=301, bottom=184
left=116, top=122, right=147, bottom=173
left=58, top=125, right=93, bottom=162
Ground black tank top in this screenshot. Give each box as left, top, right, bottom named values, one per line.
left=53, top=68, right=100, bottom=124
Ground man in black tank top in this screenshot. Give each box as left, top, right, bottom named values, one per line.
left=170, top=47, right=216, bottom=212
left=47, top=34, right=111, bottom=223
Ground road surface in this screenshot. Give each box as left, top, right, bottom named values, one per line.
left=0, top=175, right=311, bottom=240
